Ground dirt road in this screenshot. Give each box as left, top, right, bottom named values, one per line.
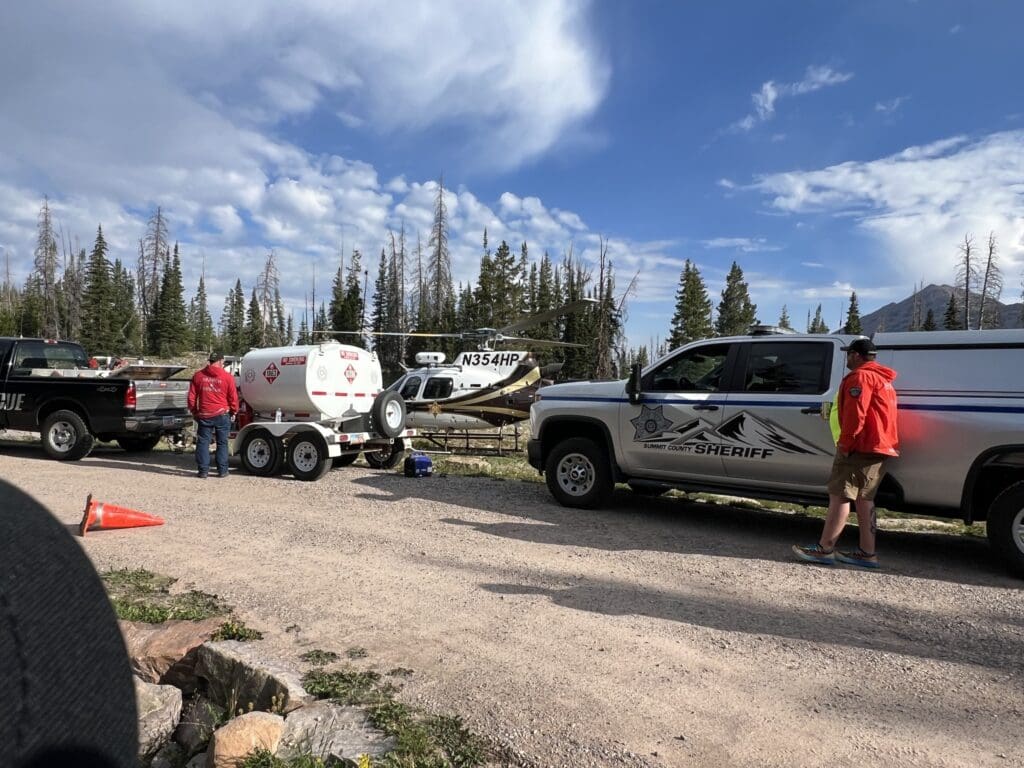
left=4, top=442, right=1022, bottom=768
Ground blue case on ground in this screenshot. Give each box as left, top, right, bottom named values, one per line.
left=404, top=452, right=433, bottom=477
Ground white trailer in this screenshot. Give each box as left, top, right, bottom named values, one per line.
left=233, top=342, right=413, bottom=480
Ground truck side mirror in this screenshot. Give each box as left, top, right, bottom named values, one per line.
left=626, top=363, right=642, bottom=404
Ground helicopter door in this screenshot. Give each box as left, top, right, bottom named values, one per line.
left=422, top=377, right=454, bottom=399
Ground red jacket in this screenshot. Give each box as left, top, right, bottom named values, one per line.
left=837, top=361, right=899, bottom=456
left=188, top=364, right=239, bottom=419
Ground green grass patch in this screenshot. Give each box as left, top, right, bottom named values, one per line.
left=238, top=749, right=327, bottom=768
left=212, top=619, right=263, bottom=641
left=346, top=646, right=369, bottom=659
left=299, top=649, right=340, bottom=666
left=102, top=568, right=228, bottom=623
left=301, top=668, right=490, bottom=767
left=423, top=453, right=541, bottom=483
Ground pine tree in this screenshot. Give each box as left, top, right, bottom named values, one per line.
left=778, top=304, right=792, bottom=330
left=220, top=280, right=247, bottom=354
left=80, top=226, right=113, bottom=352
left=808, top=304, right=829, bottom=334
left=154, top=244, right=189, bottom=356
left=189, top=272, right=214, bottom=352
left=922, top=308, right=937, bottom=331
left=668, top=260, right=713, bottom=348
left=138, top=207, right=170, bottom=333
left=715, top=261, right=757, bottom=336
left=943, top=292, right=960, bottom=330
left=31, top=197, right=61, bottom=337
left=245, top=289, right=263, bottom=349
left=424, top=177, right=453, bottom=330
left=843, top=291, right=862, bottom=334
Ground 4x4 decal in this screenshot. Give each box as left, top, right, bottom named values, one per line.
left=630, top=404, right=830, bottom=459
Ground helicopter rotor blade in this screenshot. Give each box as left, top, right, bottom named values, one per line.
left=495, top=336, right=587, bottom=349
left=497, top=298, right=598, bottom=335
left=328, top=330, right=464, bottom=339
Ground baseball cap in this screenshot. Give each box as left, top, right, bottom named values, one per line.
left=208, top=351, right=224, bottom=363
left=842, top=338, right=877, bottom=356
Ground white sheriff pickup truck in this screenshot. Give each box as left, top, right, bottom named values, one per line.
left=527, top=328, right=1024, bottom=576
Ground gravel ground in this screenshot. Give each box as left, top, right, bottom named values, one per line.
left=3, top=439, right=1023, bottom=768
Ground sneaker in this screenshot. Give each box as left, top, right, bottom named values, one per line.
left=836, top=548, right=880, bottom=569
left=792, top=543, right=835, bottom=565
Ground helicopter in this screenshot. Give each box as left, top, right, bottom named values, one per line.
left=338, top=299, right=597, bottom=431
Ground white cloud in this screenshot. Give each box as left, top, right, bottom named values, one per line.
left=732, top=65, right=853, bottom=132
left=753, top=130, right=1024, bottom=284
left=702, top=237, right=781, bottom=253
left=875, top=96, right=910, bottom=114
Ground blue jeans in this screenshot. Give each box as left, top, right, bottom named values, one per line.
left=195, top=413, right=230, bottom=475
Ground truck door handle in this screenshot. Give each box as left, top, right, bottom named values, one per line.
left=693, top=404, right=719, bottom=411
left=801, top=406, right=822, bottom=414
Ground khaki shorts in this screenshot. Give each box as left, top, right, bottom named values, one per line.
left=826, top=452, right=887, bottom=501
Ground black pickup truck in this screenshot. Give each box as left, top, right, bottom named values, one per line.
left=0, top=337, right=192, bottom=460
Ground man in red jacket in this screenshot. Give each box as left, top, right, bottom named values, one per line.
left=187, top=352, right=239, bottom=478
left=794, top=338, right=899, bottom=568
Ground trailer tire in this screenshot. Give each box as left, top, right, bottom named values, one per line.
left=287, top=433, right=331, bottom=481
left=370, top=391, right=406, bottom=439
left=365, top=440, right=406, bottom=470
left=116, top=435, right=162, bottom=452
left=545, top=437, right=613, bottom=509
left=41, top=409, right=95, bottom=461
left=332, top=453, right=359, bottom=468
left=240, top=429, right=284, bottom=477
left=987, top=481, right=1024, bottom=578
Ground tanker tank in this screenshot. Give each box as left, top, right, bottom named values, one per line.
left=239, top=343, right=383, bottom=420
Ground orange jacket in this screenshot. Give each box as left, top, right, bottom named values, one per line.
left=837, top=361, right=899, bottom=456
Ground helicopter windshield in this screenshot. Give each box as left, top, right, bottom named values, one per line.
left=398, top=376, right=422, bottom=399
left=422, top=376, right=454, bottom=399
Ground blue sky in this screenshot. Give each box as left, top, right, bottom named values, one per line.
left=1, top=1, right=1022, bottom=351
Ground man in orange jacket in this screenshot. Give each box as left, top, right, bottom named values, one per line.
left=187, top=351, right=239, bottom=478
left=794, top=338, right=899, bottom=568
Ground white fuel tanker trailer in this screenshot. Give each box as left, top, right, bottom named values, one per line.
left=233, top=342, right=413, bottom=480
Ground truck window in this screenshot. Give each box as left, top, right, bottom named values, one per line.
left=399, top=376, right=423, bottom=399
left=643, top=343, right=731, bottom=392
left=422, top=376, right=453, bottom=399
left=743, top=342, right=832, bottom=394
left=13, top=341, right=90, bottom=374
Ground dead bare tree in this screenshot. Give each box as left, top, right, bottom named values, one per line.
left=956, top=233, right=978, bottom=330
left=977, top=232, right=1003, bottom=330
left=255, top=250, right=280, bottom=345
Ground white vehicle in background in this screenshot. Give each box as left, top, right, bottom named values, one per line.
left=528, top=328, right=1024, bottom=577
left=233, top=342, right=413, bottom=481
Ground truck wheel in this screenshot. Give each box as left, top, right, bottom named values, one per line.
left=332, top=453, right=359, bottom=468
left=987, top=481, right=1024, bottom=578
left=365, top=440, right=406, bottom=469
left=240, top=429, right=284, bottom=476
left=545, top=437, right=613, bottom=509
left=287, top=433, right=331, bottom=481
left=41, top=410, right=95, bottom=461
left=116, top=435, right=162, bottom=452
left=370, top=391, right=406, bottom=439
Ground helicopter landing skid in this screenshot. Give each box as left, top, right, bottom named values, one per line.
left=416, top=424, right=524, bottom=456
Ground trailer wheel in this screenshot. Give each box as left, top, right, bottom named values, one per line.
left=365, top=440, right=406, bottom=469
left=240, top=429, right=284, bottom=476
left=287, top=433, right=331, bottom=481
left=370, top=391, right=406, bottom=439
left=987, top=481, right=1024, bottom=578
left=332, top=453, right=359, bottom=468
left=116, top=435, right=162, bottom=452
left=41, top=409, right=95, bottom=461
left=545, top=437, right=613, bottom=509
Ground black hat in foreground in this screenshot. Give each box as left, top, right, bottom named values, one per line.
left=208, top=351, right=224, bottom=363
left=842, top=338, right=877, bottom=356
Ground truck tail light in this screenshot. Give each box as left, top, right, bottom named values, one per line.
left=124, top=382, right=137, bottom=411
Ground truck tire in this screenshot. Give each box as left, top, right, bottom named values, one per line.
left=41, top=410, right=95, bottom=461
left=116, top=435, right=162, bottom=452
left=332, top=453, right=359, bottom=468
left=370, top=391, right=406, bottom=439
left=240, top=429, right=284, bottom=477
left=987, top=481, right=1024, bottom=578
left=545, top=437, right=613, bottom=509
left=287, top=433, right=331, bottom=481
left=364, top=440, right=406, bottom=470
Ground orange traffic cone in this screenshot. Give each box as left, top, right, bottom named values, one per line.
left=79, top=494, right=165, bottom=537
